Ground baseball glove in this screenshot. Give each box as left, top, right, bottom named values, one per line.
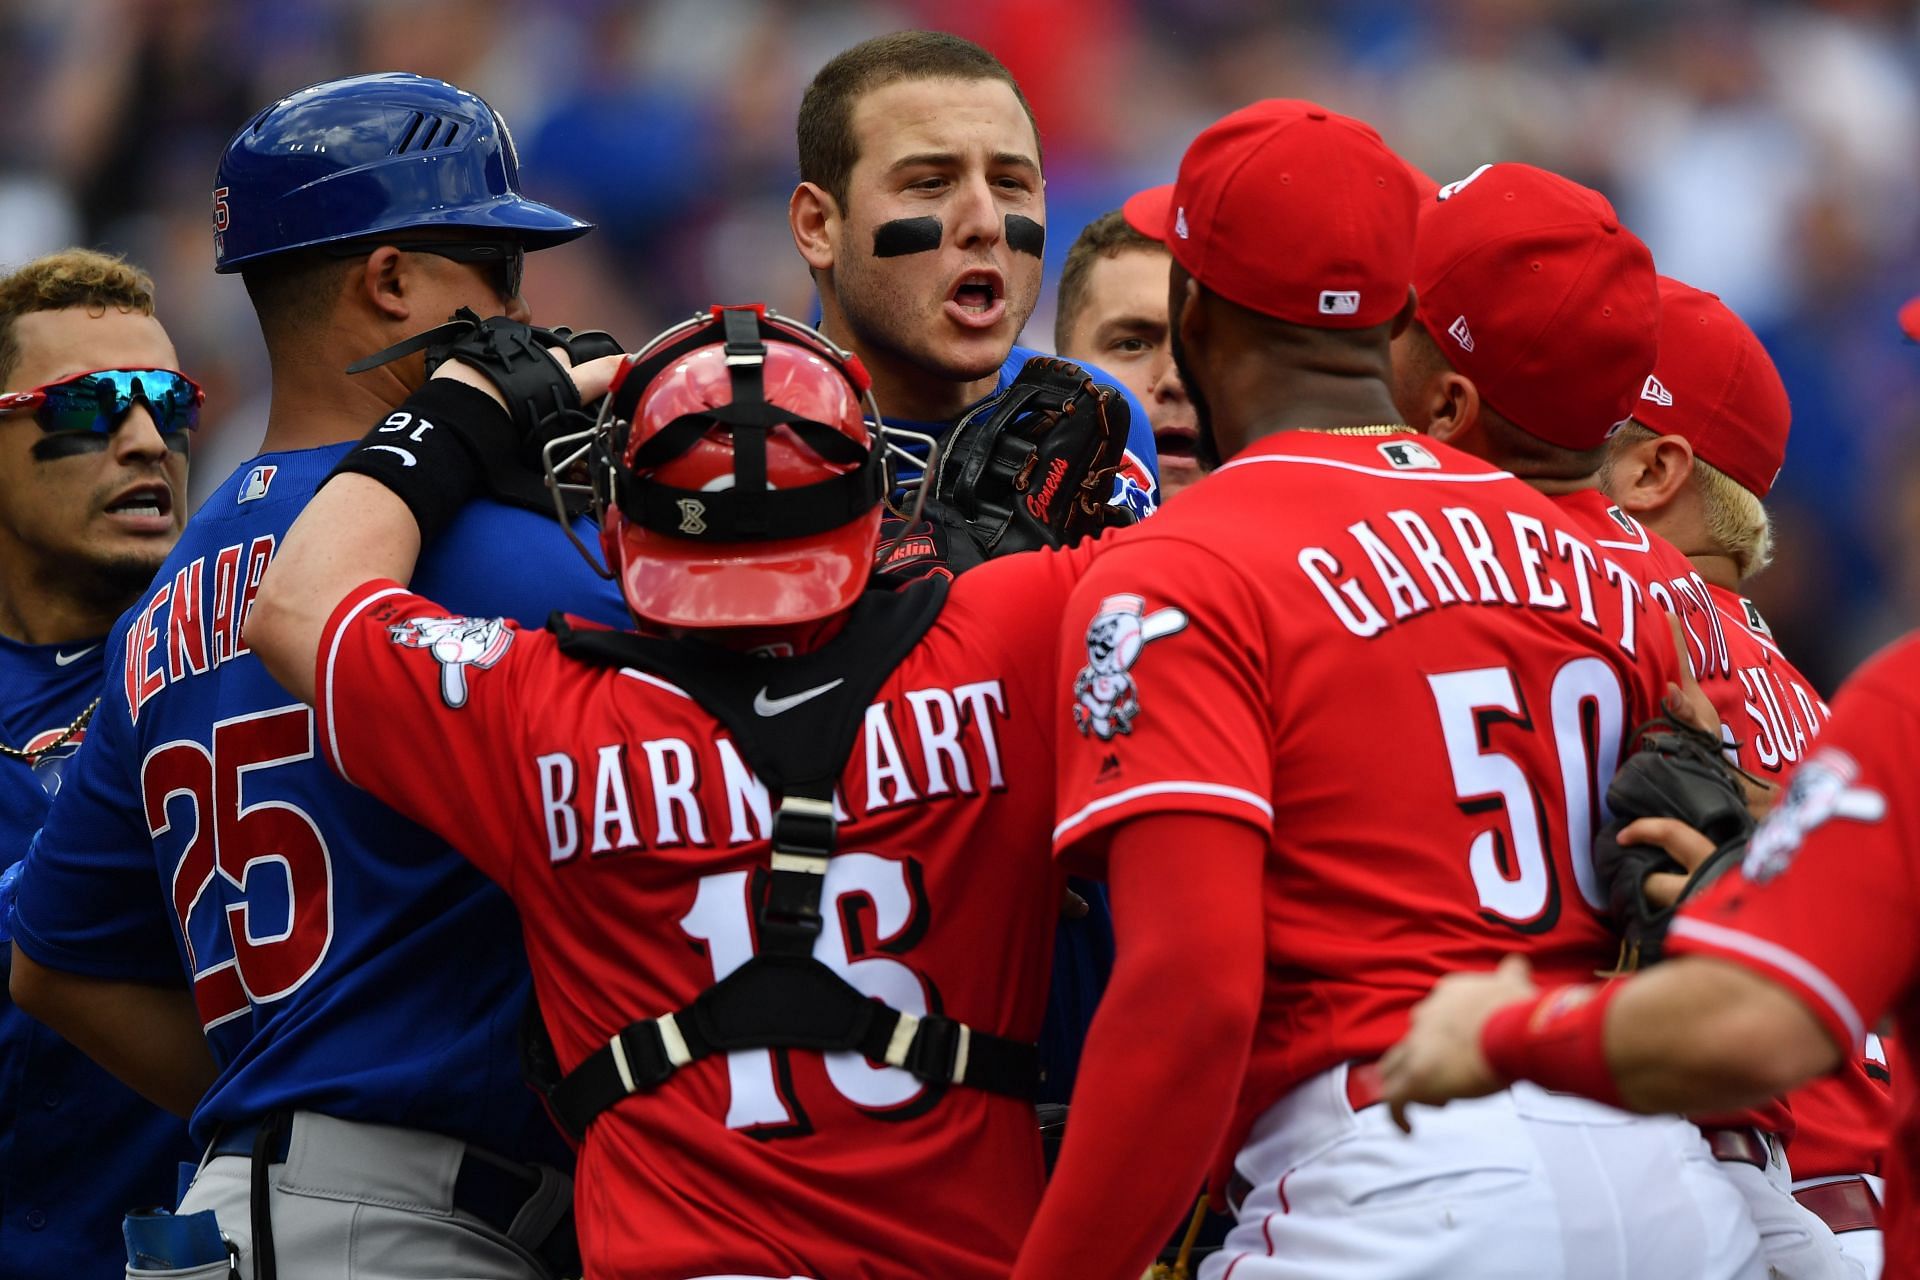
left=1594, top=714, right=1756, bottom=969
left=874, top=356, right=1134, bottom=582
left=348, top=307, right=622, bottom=514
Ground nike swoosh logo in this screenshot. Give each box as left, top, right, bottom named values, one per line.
left=54, top=645, right=99, bottom=666
left=753, top=678, right=846, bottom=717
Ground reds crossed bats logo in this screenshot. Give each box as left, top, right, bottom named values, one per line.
left=387, top=615, right=514, bottom=708
left=1742, top=748, right=1886, bottom=884
left=1073, top=593, right=1188, bottom=741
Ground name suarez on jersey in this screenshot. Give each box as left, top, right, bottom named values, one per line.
left=533, top=681, right=1011, bottom=864
left=1298, top=506, right=1645, bottom=654
left=121, top=535, right=276, bottom=724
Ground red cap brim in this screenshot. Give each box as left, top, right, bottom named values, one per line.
left=1122, top=184, right=1174, bottom=242
left=614, top=507, right=883, bottom=629
left=1900, top=295, right=1920, bottom=343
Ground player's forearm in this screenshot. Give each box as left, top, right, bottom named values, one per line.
left=249, top=474, right=421, bottom=704
left=1014, top=817, right=1265, bottom=1280
left=10, top=944, right=217, bottom=1117
left=1605, top=956, right=1840, bottom=1112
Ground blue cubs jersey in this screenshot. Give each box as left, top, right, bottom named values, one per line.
left=11, top=447, right=627, bottom=1159
left=886, top=345, right=1161, bottom=523
left=1, top=633, right=193, bottom=1280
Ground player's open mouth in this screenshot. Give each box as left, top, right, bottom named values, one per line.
left=1154, top=424, right=1200, bottom=459
left=103, top=481, right=174, bottom=528
left=945, top=270, right=1005, bottom=328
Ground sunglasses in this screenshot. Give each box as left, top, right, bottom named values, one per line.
left=0, top=368, right=204, bottom=435
left=328, top=238, right=526, bottom=302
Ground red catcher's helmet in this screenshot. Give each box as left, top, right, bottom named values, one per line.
left=595, top=305, right=885, bottom=628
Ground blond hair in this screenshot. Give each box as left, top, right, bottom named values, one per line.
left=1607, top=422, right=1773, bottom=579
left=0, top=249, right=156, bottom=384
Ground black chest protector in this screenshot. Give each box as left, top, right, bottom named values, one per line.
left=528, top=579, right=1039, bottom=1139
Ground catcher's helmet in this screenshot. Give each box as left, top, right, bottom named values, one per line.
left=213, top=72, right=591, bottom=272
left=553, top=306, right=889, bottom=629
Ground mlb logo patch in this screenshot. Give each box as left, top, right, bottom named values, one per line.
left=1319, top=291, right=1361, bottom=316
left=239, top=465, right=277, bottom=503
left=1742, top=598, right=1772, bottom=637
left=1378, top=441, right=1441, bottom=471
left=1640, top=374, right=1674, bottom=407
left=1446, top=315, right=1475, bottom=353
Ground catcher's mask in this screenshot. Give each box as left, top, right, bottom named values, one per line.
left=543, top=304, right=935, bottom=628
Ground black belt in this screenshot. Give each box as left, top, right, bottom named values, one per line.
left=208, top=1120, right=544, bottom=1239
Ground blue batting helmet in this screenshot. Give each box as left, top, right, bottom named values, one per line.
left=213, top=72, right=591, bottom=273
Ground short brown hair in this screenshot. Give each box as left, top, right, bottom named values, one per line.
left=797, top=30, right=1042, bottom=216
left=1054, top=209, right=1165, bottom=352
left=0, top=249, right=155, bottom=384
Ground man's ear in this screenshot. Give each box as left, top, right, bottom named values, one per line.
left=1423, top=370, right=1481, bottom=446
left=356, top=246, right=412, bottom=322
left=1611, top=430, right=1695, bottom=514
left=790, top=182, right=839, bottom=273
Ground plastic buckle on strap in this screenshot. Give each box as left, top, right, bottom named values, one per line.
left=606, top=1022, right=678, bottom=1095
left=899, top=1012, right=973, bottom=1085
left=761, top=795, right=836, bottom=953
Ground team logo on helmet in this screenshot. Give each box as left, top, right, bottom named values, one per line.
left=1742, top=749, right=1886, bottom=884
left=1073, top=593, right=1188, bottom=741
left=387, top=614, right=514, bottom=708
left=676, top=498, right=708, bottom=536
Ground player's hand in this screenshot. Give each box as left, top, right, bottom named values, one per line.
left=1381, top=954, right=1537, bottom=1132
left=1618, top=816, right=1716, bottom=910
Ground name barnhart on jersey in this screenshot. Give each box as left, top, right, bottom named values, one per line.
left=532, top=680, right=1012, bottom=863
left=1298, top=505, right=1648, bottom=653
left=122, top=535, right=277, bottom=723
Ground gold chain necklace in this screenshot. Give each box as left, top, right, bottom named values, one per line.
left=1309, top=424, right=1409, bottom=437
left=0, top=696, right=102, bottom=763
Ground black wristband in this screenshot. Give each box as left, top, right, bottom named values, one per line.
left=328, top=380, right=518, bottom=542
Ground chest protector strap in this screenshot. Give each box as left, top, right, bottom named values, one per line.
left=537, top=580, right=1039, bottom=1139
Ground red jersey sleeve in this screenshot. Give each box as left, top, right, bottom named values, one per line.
left=315, top=579, right=542, bottom=887
left=1054, top=536, right=1271, bottom=872
left=1669, top=638, right=1920, bottom=1055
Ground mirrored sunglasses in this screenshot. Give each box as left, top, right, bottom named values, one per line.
left=0, top=367, right=204, bottom=435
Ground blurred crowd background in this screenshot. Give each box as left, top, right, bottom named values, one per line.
left=0, top=0, right=1915, bottom=688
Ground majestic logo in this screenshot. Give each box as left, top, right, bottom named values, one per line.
left=677, top=499, right=708, bottom=536
left=387, top=615, right=514, bottom=708
left=239, top=464, right=278, bottom=503
left=752, top=678, right=845, bottom=717
left=1640, top=374, right=1674, bottom=407
left=1446, top=314, right=1475, bottom=353
left=1318, top=290, right=1361, bottom=316
left=1026, top=456, right=1070, bottom=521
left=1174, top=207, right=1190, bottom=240
left=1742, top=750, right=1887, bottom=884
left=1378, top=441, right=1440, bottom=471
left=1741, top=598, right=1772, bottom=638
left=1606, top=504, right=1640, bottom=536
left=1073, top=593, right=1188, bottom=741
left=1435, top=164, right=1493, bottom=202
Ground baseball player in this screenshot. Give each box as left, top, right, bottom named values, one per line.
left=1054, top=189, right=1200, bottom=499
left=1379, top=162, right=1855, bottom=1274
left=1016, top=99, right=1761, bottom=1280
left=1601, top=277, right=1891, bottom=1275
left=1379, top=626, right=1920, bottom=1280
left=243, top=304, right=1110, bottom=1280
left=8, top=74, right=620, bottom=1278
left=788, top=29, right=1164, bottom=1104
left=0, top=250, right=193, bottom=1277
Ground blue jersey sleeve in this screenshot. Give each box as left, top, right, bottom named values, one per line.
left=12, top=644, right=185, bottom=987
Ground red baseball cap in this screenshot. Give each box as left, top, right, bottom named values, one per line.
left=1631, top=277, right=1789, bottom=499
left=1121, top=184, right=1173, bottom=244
left=1411, top=163, right=1659, bottom=451
left=1162, top=100, right=1418, bottom=329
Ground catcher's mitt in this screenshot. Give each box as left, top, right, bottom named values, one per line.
left=1595, top=714, right=1757, bottom=969
left=348, top=307, right=622, bottom=514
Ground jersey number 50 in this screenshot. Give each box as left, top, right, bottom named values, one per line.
left=141, top=705, right=334, bottom=1030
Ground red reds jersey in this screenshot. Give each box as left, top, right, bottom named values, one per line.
left=1054, top=432, right=1683, bottom=1166
left=1669, top=633, right=1920, bottom=1273
left=1552, top=489, right=1730, bottom=684
left=1703, top=585, right=1891, bottom=1182
left=316, top=552, right=1089, bottom=1280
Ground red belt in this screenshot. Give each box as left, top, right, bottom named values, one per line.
left=1227, top=1064, right=1386, bottom=1213
left=1792, top=1178, right=1881, bottom=1234
left=1700, top=1127, right=1770, bottom=1169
